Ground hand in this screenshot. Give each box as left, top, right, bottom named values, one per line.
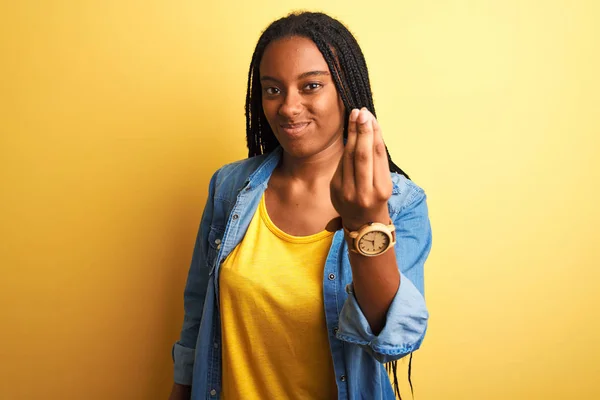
left=168, top=383, right=191, bottom=400
left=330, top=108, right=393, bottom=231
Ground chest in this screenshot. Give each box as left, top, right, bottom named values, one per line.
left=264, top=187, right=341, bottom=237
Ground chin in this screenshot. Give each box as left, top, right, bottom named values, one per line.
left=279, top=141, right=315, bottom=159
left=274, top=129, right=342, bottom=160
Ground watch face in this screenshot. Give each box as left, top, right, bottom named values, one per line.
left=358, top=230, right=390, bottom=256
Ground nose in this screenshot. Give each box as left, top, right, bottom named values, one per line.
left=278, top=90, right=302, bottom=118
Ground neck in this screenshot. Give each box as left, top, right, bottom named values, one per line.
left=277, top=136, right=344, bottom=185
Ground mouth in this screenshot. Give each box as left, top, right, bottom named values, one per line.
left=279, top=121, right=311, bottom=137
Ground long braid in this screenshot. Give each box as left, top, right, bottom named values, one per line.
left=245, top=51, right=258, bottom=154
left=244, top=12, right=413, bottom=398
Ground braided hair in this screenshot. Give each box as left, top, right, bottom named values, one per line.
left=244, top=11, right=414, bottom=398
left=245, top=11, right=409, bottom=180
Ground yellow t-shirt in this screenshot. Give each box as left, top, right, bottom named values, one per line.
left=219, top=193, right=338, bottom=400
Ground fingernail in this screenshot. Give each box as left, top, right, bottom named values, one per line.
left=350, top=109, right=359, bottom=121
left=357, top=109, right=368, bottom=124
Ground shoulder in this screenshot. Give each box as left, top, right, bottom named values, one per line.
left=209, top=153, right=271, bottom=201
left=388, top=172, right=428, bottom=215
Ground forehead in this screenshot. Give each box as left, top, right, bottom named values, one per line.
left=259, top=36, right=330, bottom=78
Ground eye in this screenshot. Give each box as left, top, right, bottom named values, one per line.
left=264, top=87, right=281, bottom=95
left=304, top=82, right=323, bottom=91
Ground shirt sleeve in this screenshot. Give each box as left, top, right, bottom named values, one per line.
left=336, top=187, right=432, bottom=363
left=172, top=171, right=218, bottom=385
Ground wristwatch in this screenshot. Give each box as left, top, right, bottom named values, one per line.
left=343, top=221, right=396, bottom=257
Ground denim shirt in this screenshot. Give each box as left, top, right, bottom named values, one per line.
left=172, top=147, right=432, bottom=400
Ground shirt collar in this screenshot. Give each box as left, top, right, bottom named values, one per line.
left=246, top=146, right=282, bottom=189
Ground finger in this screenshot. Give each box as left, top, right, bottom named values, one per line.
left=354, top=108, right=374, bottom=195
left=372, top=117, right=393, bottom=197
left=343, top=109, right=359, bottom=192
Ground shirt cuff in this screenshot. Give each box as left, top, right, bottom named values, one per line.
left=336, top=273, right=429, bottom=363
left=172, top=341, right=196, bottom=386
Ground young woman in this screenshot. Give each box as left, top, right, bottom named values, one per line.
left=169, top=11, right=432, bottom=400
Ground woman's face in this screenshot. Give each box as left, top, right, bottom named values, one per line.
left=259, top=36, right=346, bottom=159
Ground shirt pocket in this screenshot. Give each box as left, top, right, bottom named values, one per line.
left=207, top=225, right=225, bottom=274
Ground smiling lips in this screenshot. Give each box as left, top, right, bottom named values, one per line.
left=279, top=121, right=311, bottom=137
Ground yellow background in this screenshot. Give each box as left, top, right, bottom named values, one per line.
left=1, top=1, right=598, bottom=399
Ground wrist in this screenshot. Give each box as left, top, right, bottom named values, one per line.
left=343, top=218, right=397, bottom=257
left=341, top=207, right=390, bottom=232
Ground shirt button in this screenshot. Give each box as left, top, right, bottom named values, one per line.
left=333, top=327, right=339, bottom=335
left=340, top=375, right=346, bottom=382
left=217, top=243, right=221, bottom=250
left=232, top=214, right=239, bottom=220
left=328, top=273, right=336, bottom=280
left=210, top=389, right=217, bottom=396
left=213, top=342, right=219, bottom=348
left=215, top=238, right=221, bottom=245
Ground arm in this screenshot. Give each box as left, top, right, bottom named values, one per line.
left=338, top=189, right=431, bottom=362
left=331, top=108, right=431, bottom=362
left=168, top=383, right=192, bottom=400
left=170, top=171, right=218, bottom=393
left=345, top=218, right=400, bottom=335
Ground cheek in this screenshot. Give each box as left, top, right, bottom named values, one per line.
left=261, top=100, right=278, bottom=125
left=260, top=101, right=282, bottom=138
left=314, top=92, right=345, bottom=126
left=261, top=99, right=273, bottom=116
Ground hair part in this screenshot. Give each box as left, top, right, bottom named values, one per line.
left=245, top=11, right=410, bottom=180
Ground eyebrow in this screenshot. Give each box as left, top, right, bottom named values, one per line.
left=260, top=70, right=330, bottom=82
